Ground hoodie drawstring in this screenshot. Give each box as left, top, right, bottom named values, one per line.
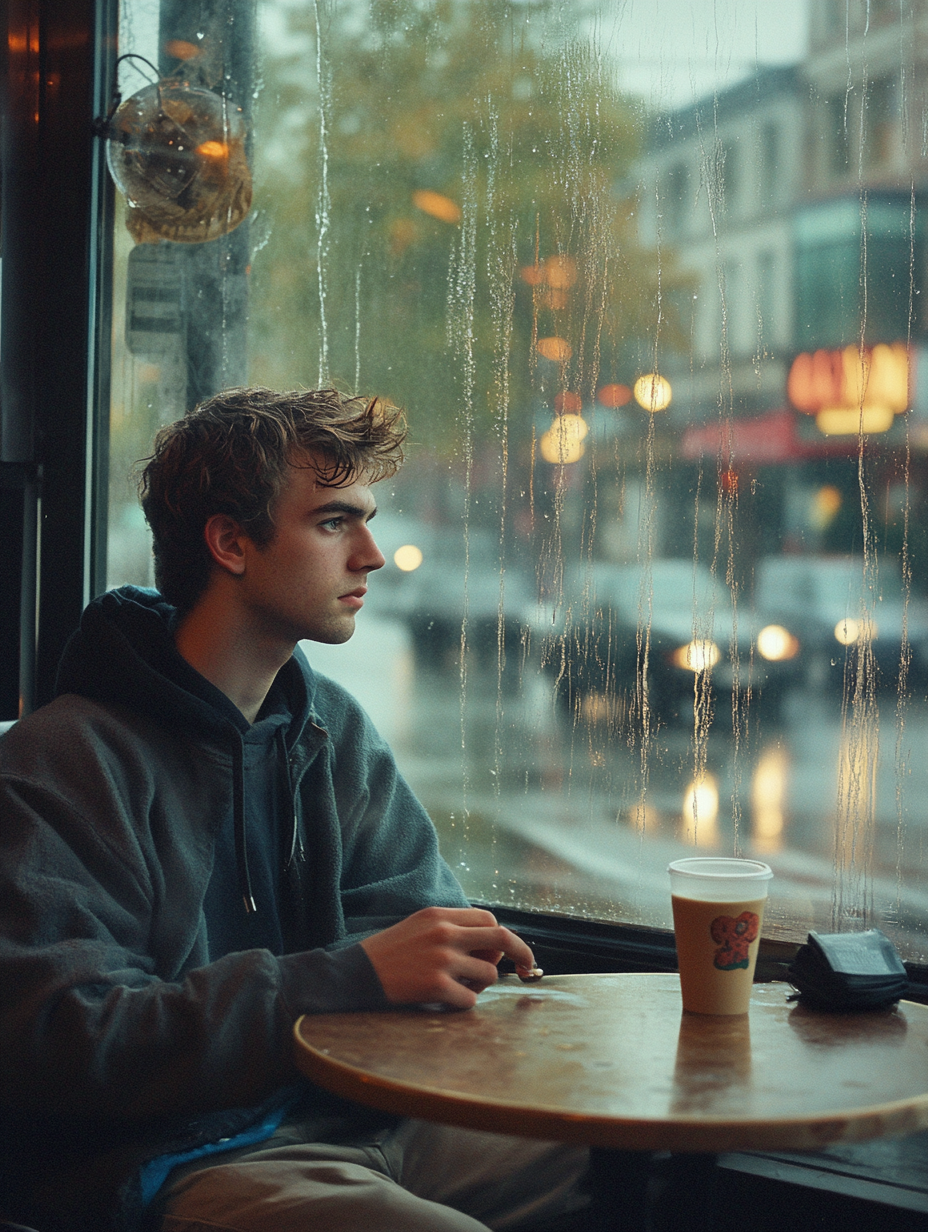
left=281, top=728, right=304, bottom=869
left=231, top=739, right=256, bottom=914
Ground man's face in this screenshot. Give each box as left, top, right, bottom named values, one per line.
left=234, top=452, right=385, bottom=648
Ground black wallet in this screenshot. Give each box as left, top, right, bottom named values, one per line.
left=786, top=929, right=909, bottom=1011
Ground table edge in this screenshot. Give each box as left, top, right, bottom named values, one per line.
left=292, top=1015, right=928, bottom=1153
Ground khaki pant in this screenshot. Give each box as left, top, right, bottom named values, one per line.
left=159, top=1117, right=589, bottom=1232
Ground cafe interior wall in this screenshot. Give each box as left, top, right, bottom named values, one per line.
left=103, top=0, right=928, bottom=974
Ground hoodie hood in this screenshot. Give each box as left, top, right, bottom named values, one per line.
left=55, top=586, right=317, bottom=916
left=56, top=586, right=314, bottom=749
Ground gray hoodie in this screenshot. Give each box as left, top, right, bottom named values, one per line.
left=0, top=586, right=467, bottom=1231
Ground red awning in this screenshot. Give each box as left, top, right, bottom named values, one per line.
left=680, top=408, right=856, bottom=464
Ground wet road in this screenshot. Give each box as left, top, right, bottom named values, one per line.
left=304, top=615, right=928, bottom=960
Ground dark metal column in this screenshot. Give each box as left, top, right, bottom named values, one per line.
left=1, top=0, right=117, bottom=714
left=0, top=0, right=42, bottom=718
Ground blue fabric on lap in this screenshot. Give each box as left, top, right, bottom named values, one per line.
left=139, top=1098, right=295, bottom=1205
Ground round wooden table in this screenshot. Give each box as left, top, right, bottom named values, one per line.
left=293, top=972, right=928, bottom=1154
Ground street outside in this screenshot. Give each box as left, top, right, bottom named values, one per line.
left=304, top=610, right=928, bottom=963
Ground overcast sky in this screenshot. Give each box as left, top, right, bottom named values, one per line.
left=595, top=0, right=810, bottom=109
left=122, top=0, right=811, bottom=114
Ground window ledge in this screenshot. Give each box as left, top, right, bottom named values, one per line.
left=719, top=1132, right=928, bottom=1215
left=486, top=904, right=928, bottom=1003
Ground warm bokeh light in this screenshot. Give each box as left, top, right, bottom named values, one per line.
left=633, top=373, right=672, bottom=412
left=788, top=343, right=909, bottom=418
left=540, top=414, right=587, bottom=463
left=864, top=342, right=909, bottom=408
left=751, top=745, right=788, bottom=853
left=554, top=391, right=582, bottom=414
left=544, top=255, right=577, bottom=289
left=580, top=691, right=628, bottom=726
left=520, top=255, right=578, bottom=286
left=811, top=484, right=842, bottom=528
left=834, top=617, right=877, bottom=646
left=165, top=39, right=202, bottom=60
left=389, top=217, right=417, bottom=256
left=560, top=413, right=589, bottom=442
left=834, top=619, right=858, bottom=646
left=536, top=336, right=573, bottom=362
left=394, top=544, right=424, bottom=572
left=597, top=383, right=631, bottom=408
left=719, top=469, right=738, bottom=495
left=681, top=774, right=720, bottom=845
left=196, top=141, right=230, bottom=161
left=411, top=189, right=461, bottom=225
left=672, top=639, right=720, bottom=672
left=816, top=405, right=895, bottom=435
left=757, top=624, right=800, bottom=662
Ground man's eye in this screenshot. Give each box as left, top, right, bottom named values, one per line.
left=320, top=518, right=343, bottom=531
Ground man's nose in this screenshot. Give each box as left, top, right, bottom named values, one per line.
left=354, top=525, right=386, bottom=572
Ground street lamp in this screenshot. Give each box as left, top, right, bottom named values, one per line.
left=540, top=413, right=588, bottom=463
left=633, top=373, right=672, bottom=412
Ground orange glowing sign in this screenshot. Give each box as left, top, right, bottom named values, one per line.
left=787, top=343, right=909, bottom=415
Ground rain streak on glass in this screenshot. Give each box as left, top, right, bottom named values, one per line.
left=106, top=0, right=928, bottom=962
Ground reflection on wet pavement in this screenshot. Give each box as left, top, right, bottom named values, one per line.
left=304, top=617, right=928, bottom=960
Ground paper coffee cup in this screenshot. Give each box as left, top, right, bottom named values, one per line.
left=668, top=857, right=773, bottom=1015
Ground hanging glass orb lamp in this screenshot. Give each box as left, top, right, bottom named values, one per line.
left=105, top=80, right=252, bottom=244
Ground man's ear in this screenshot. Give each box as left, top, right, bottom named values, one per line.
left=203, top=514, right=249, bottom=576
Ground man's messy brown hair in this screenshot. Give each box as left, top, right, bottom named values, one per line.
left=138, top=387, right=406, bottom=613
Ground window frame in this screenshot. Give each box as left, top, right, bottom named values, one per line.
left=4, top=0, right=928, bottom=1004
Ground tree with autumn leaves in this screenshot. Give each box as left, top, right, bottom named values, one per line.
left=248, top=0, right=670, bottom=455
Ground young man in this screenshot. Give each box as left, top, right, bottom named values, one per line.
left=0, top=388, right=587, bottom=1232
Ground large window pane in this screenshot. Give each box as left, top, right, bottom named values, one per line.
left=106, top=0, right=928, bottom=961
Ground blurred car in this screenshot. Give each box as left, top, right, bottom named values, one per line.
left=367, top=516, right=540, bottom=668
left=755, top=555, right=928, bottom=694
left=543, top=558, right=804, bottom=727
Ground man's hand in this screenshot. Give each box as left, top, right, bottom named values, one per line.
left=359, top=906, right=537, bottom=1010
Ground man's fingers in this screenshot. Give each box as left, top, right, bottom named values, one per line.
left=469, top=948, right=505, bottom=965
left=359, top=908, right=535, bottom=1009
left=460, top=925, right=535, bottom=973
left=455, top=953, right=504, bottom=991
left=436, top=907, right=501, bottom=928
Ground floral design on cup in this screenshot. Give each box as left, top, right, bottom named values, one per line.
left=710, top=911, right=760, bottom=971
